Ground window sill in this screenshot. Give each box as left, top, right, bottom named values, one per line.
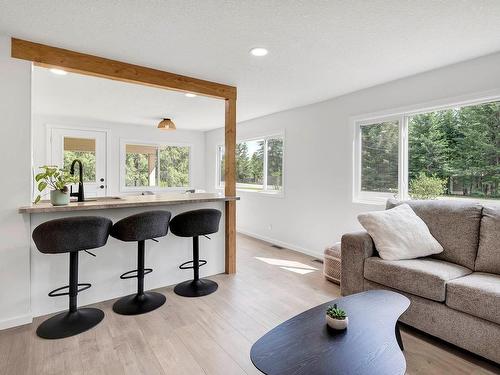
left=352, top=198, right=388, bottom=206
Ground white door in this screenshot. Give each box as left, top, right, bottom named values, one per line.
left=50, top=127, right=107, bottom=197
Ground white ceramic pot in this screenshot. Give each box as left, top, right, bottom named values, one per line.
left=326, top=315, right=349, bottom=330
left=50, top=189, right=70, bottom=206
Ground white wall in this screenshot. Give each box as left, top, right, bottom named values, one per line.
left=206, top=51, right=500, bottom=258
left=0, top=36, right=33, bottom=329
left=32, top=115, right=207, bottom=197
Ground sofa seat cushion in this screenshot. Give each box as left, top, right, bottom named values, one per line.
left=446, top=272, right=500, bottom=325
left=364, top=257, right=472, bottom=302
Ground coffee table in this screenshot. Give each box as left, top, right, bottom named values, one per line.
left=250, top=290, right=410, bottom=375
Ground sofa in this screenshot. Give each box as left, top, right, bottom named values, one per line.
left=341, top=199, right=500, bottom=364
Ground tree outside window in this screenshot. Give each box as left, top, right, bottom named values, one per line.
left=124, top=143, right=190, bottom=188
left=357, top=100, right=499, bottom=201
left=218, top=135, right=284, bottom=193
left=409, top=101, right=499, bottom=199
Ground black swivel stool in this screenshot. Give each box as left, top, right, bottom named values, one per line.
left=169, top=209, right=222, bottom=297
left=32, top=216, right=112, bottom=339
left=110, top=210, right=171, bottom=315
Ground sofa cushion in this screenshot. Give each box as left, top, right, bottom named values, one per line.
left=446, top=272, right=500, bottom=325
left=364, top=257, right=471, bottom=302
left=358, top=204, right=443, bottom=260
left=474, top=206, right=500, bottom=274
left=387, top=199, right=482, bottom=269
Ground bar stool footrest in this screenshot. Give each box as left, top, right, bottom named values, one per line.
left=48, top=283, right=91, bottom=297
left=179, top=259, right=207, bottom=270
left=120, top=268, right=153, bottom=280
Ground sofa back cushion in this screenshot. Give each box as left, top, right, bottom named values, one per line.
left=474, top=206, right=500, bottom=274
left=386, top=199, right=482, bottom=269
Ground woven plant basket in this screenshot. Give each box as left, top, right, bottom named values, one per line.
left=323, top=242, right=341, bottom=284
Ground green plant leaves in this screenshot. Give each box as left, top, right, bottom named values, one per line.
left=326, top=304, right=347, bottom=320
left=34, top=195, right=41, bottom=204
left=37, top=181, right=47, bottom=192
left=34, top=165, right=78, bottom=194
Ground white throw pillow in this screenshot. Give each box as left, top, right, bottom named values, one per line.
left=357, top=203, right=443, bottom=260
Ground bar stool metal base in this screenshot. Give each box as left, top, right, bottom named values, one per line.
left=112, top=291, right=166, bottom=315
left=36, top=308, right=104, bottom=339
left=174, top=279, right=218, bottom=297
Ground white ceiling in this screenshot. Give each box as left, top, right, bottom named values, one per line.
left=32, top=66, right=225, bottom=130
left=3, top=1, right=500, bottom=128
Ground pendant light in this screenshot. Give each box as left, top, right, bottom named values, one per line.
left=157, top=118, right=176, bottom=131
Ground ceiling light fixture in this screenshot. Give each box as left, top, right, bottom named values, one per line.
left=249, top=47, right=268, bottom=57
left=49, top=68, right=68, bottom=75
left=185, top=93, right=197, bottom=98
left=157, top=118, right=176, bottom=131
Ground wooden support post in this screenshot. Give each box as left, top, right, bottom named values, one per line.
left=225, top=98, right=236, bottom=274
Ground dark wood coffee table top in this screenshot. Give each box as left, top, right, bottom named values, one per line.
left=250, top=290, right=410, bottom=375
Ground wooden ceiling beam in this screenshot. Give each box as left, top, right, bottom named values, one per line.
left=11, top=38, right=236, bottom=100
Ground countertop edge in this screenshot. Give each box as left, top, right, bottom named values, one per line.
left=19, top=196, right=240, bottom=214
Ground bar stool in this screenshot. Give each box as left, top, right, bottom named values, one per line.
left=110, top=210, right=171, bottom=315
left=169, top=209, right=222, bottom=297
left=32, top=216, right=112, bottom=339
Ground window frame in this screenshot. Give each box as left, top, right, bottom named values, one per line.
left=353, top=115, right=406, bottom=204
left=216, top=132, right=285, bottom=196
left=353, top=91, right=500, bottom=204
left=120, top=138, right=192, bottom=193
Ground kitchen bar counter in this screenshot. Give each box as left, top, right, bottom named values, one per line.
left=21, top=192, right=239, bottom=319
left=19, top=193, right=239, bottom=213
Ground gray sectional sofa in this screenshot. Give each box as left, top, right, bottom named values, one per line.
left=341, top=199, right=500, bottom=364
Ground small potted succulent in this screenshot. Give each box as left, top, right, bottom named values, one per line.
left=326, top=303, right=348, bottom=330
left=34, top=165, right=78, bottom=206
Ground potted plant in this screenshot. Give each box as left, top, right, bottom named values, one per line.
left=34, top=165, right=78, bottom=206
left=326, top=303, right=348, bottom=330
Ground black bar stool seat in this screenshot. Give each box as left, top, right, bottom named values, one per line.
left=110, top=210, right=171, bottom=315
left=169, top=209, right=222, bottom=297
left=32, top=216, right=112, bottom=339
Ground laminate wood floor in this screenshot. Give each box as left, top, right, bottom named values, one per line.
left=0, top=234, right=498, bottom=375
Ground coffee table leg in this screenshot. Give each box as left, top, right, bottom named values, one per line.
left=395, top=322, right=404, bottom=351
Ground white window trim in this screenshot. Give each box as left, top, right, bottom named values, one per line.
left=353, top=115, right=404, bottom=204
left=216, top=132, right=285, bottom=197
left=352, top=89, right=500, bottom=205
left=120, top=138, right=193, bottom=193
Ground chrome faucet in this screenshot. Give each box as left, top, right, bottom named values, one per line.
left=70, top=159, right=85, bottom=202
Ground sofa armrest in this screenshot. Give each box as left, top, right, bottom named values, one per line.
left=340, top=231, right=375, bottom=296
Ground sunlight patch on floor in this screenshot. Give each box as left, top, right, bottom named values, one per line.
left=255, top=257, right=318, bottom=274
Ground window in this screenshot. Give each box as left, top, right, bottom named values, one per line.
left=63, top=137, right=96, bottom=182
left=408, top=101, right=499, bottom=200
left=360, top=121, right=399, bottom=194
left=354, top=99, right=499, bottom=203
left=217, top=134, right=284, bottom=194
left=122, top=142, right=190, bottom=190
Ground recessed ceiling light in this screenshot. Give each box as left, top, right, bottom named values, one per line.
left=249, top=47, right=268, bottom=57
left=185, top=93, right=197, bottom=98
left=49, top=68, right=67, bottom=75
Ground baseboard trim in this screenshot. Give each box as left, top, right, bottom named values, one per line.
left=237, top=229, right=322, bottom=258
left=0, top=313, right=32, bottom=330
